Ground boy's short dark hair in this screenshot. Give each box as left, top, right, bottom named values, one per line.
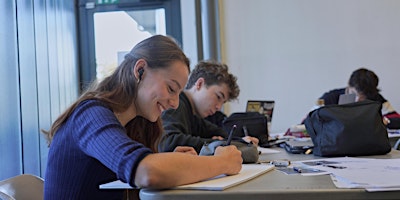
left=186, top=60, right=240, bottom=101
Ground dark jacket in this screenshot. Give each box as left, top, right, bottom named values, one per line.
left=159, top=92, right=227, bottom=153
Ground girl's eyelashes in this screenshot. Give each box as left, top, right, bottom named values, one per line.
left=168, top=86, right=176, bottom=94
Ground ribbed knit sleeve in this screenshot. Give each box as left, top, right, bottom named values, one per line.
left=44, top=100, right=152, bottom=200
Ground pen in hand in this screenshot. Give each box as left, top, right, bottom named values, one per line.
left=226, top=125, right=236, bottom=146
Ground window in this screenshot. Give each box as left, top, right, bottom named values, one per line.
left=77, top=0, right=182, bottom=89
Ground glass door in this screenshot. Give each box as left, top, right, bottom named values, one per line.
left=78, top=0, right=182, bottom=89
left=93, top=9, right=166, bottom=79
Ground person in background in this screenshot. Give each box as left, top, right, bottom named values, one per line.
left=42, top=35, right=242, bottom=200
left=159, top=60, right=259, bottom=153
left=318, top=67, right=400, bottom=129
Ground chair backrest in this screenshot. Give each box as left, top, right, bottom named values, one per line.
left=0, top=174, right=44, bottom=200
left=0, top=191, right=15, bottom=200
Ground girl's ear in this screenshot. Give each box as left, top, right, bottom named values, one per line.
left=133, top=59, right=147, bottom=81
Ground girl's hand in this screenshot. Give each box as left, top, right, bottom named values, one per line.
left=214, top=145, right=242, bottom=175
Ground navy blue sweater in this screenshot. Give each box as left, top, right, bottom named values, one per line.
left=44, top=100, right=152, bottom=199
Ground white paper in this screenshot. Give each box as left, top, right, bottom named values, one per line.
left=99, top=180, right=134, bottom=189
left=100, top=164, right=274, bottom=191
left=297, top=157, right=400, bottom=191
left=175, top=164, right=274, bottom=190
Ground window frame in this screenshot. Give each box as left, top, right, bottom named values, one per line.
left=77, top=0, right=182, bottom=91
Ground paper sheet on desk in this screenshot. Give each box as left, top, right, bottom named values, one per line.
left=100, top=180, right=133, bottom=189
left=296, top=157, right=400, bottom=191
left=175, top=164, right=274, bottom=190
left=100, top=164, right=274, bottom=191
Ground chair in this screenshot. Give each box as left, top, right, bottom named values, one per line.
left=0, top=174, right=44, bottom=200
left=0, top=191, right=15, bottom=200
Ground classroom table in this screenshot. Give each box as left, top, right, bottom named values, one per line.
left=139, top=148, right=400, bottom=200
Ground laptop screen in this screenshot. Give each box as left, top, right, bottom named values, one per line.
left=246, top=100, right=275, bottom=132
left=338, top=93, right=356, bottom=105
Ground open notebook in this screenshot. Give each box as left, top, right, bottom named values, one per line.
left=100, top=164, right=274, bottom=191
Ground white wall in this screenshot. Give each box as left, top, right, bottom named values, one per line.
left=219, top=0, right=400, bottom=133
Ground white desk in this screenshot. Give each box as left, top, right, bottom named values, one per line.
left=139, top=148, right=400, bottom=200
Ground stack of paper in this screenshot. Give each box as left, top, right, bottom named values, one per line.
left=296, top=157, right=400, bottom=192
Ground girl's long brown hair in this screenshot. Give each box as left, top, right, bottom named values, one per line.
left=43, top=35, right=190, bottom=152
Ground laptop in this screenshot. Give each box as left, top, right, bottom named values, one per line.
left=246, top=100, right=275, bottom=123
left=246, top=100, right=275, bottom=146
left=338, top=93, right=356, bottom=105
